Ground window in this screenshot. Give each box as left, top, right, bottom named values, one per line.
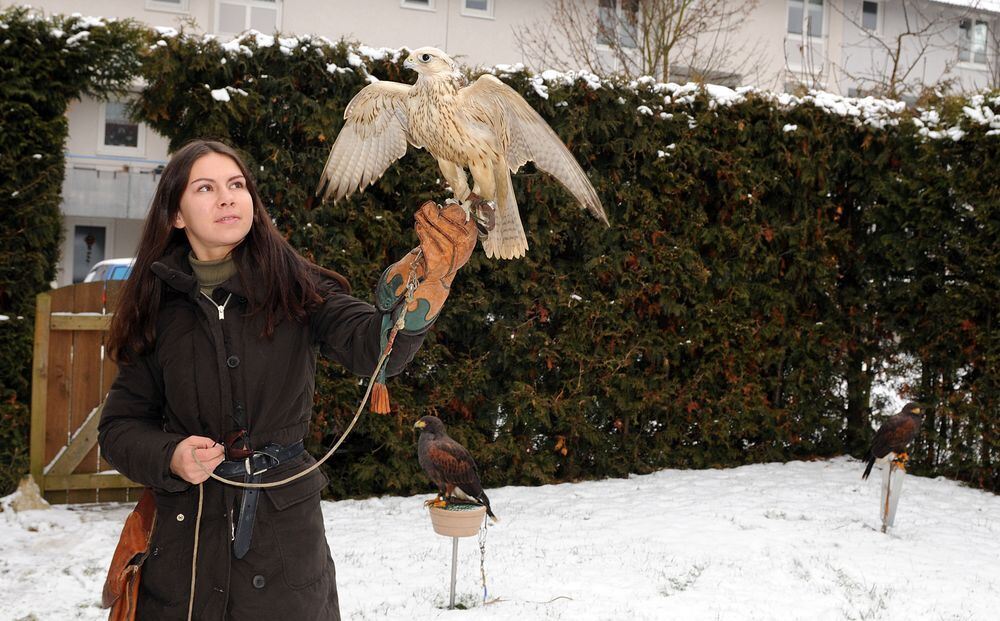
left=401, top=0, right=435, bottom=11
left=73, top=226, right=106, bottom=283
left=862, top=1, right=878, bottom=32
left=146, top=0, right=189, bottom=13
left=216, top=0, right=280, bottom=35
left=597, top=0, right=637, bottom=48
left=788, top=0, right=823, bottom=37
left=959, top=18, right=988, bottom=65
left=110, top=265, right=132, bottom=280
left=98, top=100, right=145, bottom=156
left=462, top=0, right=493, bottom=19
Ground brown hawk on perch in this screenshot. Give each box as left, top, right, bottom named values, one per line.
left=414, top=415, right=497, bottom=522
left=862, top=402, right=924, bottom=480
left=315, top=46, right=608, bottom=260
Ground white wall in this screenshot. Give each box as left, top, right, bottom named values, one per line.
left=57, top=216, right=144, bottom=287
left=64, top=97, right=171, bottom=162
left=11, top=0, right=215, bottom=31
left=280, top=0, right=552, bottom=68
left=733, top=1, right=791, bottom=90
left=5, top=0, right=548, bottom=67
left=835, top=0, right=997, bottom=96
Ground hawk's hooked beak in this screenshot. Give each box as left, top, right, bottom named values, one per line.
left=413, top=420, right=426, bottom=429
left=912, top=407, right=922, bottom=414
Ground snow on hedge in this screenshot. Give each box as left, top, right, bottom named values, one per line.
left=8, top=9, right=999, bottom=139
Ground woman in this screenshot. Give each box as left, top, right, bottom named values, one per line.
left=98, top=139, right=478, bottom=619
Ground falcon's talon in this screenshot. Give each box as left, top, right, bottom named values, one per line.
left=467, top=196, right=496, bottom=237
left=458, top=199, right=474, bottom=223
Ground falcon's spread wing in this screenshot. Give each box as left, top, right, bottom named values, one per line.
left=426, top=438, right=486, bottom=498
left=316, top=81, right=412, bottom=201
left=870, top=415, right=919, bottom=459
left=458, top=74, right=607, bottom=225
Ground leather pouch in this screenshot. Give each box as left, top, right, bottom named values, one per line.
left=101, top=488, right=157, bottom=621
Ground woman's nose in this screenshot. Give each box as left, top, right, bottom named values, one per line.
left=218, top=187, right=234, bottom=206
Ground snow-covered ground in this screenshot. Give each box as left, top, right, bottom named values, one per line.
left=2, top=457, right=999, bottom=620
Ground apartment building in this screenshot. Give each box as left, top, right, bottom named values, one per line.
left=15, top=0, right=550, bottom=285
left=4, top=0, right=995, bottom=285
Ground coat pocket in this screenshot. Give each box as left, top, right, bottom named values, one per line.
left=140, top=490, right=193, bottom=607
left=262, top=464, right=331, bottom=590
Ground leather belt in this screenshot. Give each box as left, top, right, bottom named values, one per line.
left=214, top=440, right=305, bottom=478
left=213, top=440, right=305, bottom=559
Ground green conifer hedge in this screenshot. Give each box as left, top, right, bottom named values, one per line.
left=1, top=9, right=997, bottom=497
left=133, top=30, right=999, bottom=495
left=0, top=7, right=146, bottom=493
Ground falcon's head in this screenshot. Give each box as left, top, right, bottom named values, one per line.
left=413, top=415, right=447, bottom=437
left=901, top=402, right=924, bottom=419
left=404, top=47, right=458, bottom=77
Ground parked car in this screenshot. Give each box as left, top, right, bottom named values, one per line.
left=83, top=258, right=135, bottom=282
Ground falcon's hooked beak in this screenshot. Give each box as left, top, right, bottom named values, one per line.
left=403, top=56, right=416, bottom=70
left=413, top=420, right=426, bottom=429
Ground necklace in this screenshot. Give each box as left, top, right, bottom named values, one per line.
left=200, top=290, right=234, bottom=320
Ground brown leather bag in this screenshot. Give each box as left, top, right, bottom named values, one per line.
left=102, top=488, right=156, bottom=621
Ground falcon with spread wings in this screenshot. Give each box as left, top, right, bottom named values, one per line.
left=316, top=46, right=608, bottom=260
left=414, top=415, right=497, bottom=522
left=862, top=402, right=924, bottom=480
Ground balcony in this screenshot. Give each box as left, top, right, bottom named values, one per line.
left=61, top=160, right=161, bottom=220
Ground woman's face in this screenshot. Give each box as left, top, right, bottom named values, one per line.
left=174, top=152, right=254, bottom=261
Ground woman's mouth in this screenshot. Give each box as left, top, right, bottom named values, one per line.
left=216, top=215, right=241, bottom=224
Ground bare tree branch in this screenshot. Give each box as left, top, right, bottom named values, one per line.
left=831, top=0, right=984, bottom=99
left=514, top=0, right=763, bottom=85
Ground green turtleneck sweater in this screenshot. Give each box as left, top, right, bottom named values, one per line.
left=188, top=252, right=238, bottom=296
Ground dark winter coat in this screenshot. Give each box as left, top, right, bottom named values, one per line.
left=98, top=247, right=426, bottom=620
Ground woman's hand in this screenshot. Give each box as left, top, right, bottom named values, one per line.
left=414, top=201, right=478, bottom=282
left=169, top=435, right=225, bottom=484
left=375, top=200, right=479, bottom=336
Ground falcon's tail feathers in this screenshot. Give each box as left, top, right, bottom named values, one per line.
left=862, top=456, right=876, bottom=480
left=482, top=167, right=527, bottom=260
left=478, top=492, right=499, bottom=523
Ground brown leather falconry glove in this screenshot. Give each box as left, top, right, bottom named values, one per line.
left=370, top=201, right=478, bottom=412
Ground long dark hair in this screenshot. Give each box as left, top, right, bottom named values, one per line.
left=108, top=139, right=345, bottom=363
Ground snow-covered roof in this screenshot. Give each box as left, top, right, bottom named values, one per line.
left=929, top=0, right=1000, bottom=15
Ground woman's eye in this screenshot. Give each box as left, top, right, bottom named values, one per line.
left=230, top=181, right=244, bottom=189
left=420, top=54, right=431, bottom=62
left=197, top=184, right=212, bottom=192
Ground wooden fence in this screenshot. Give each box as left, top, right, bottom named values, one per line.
left=29, top=281, right=142, bottom=504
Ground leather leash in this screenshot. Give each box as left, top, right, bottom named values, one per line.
left=189, top=248, right=422, bottom=488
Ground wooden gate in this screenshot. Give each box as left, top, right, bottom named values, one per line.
left=29, top=281, right=142, bottom=504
